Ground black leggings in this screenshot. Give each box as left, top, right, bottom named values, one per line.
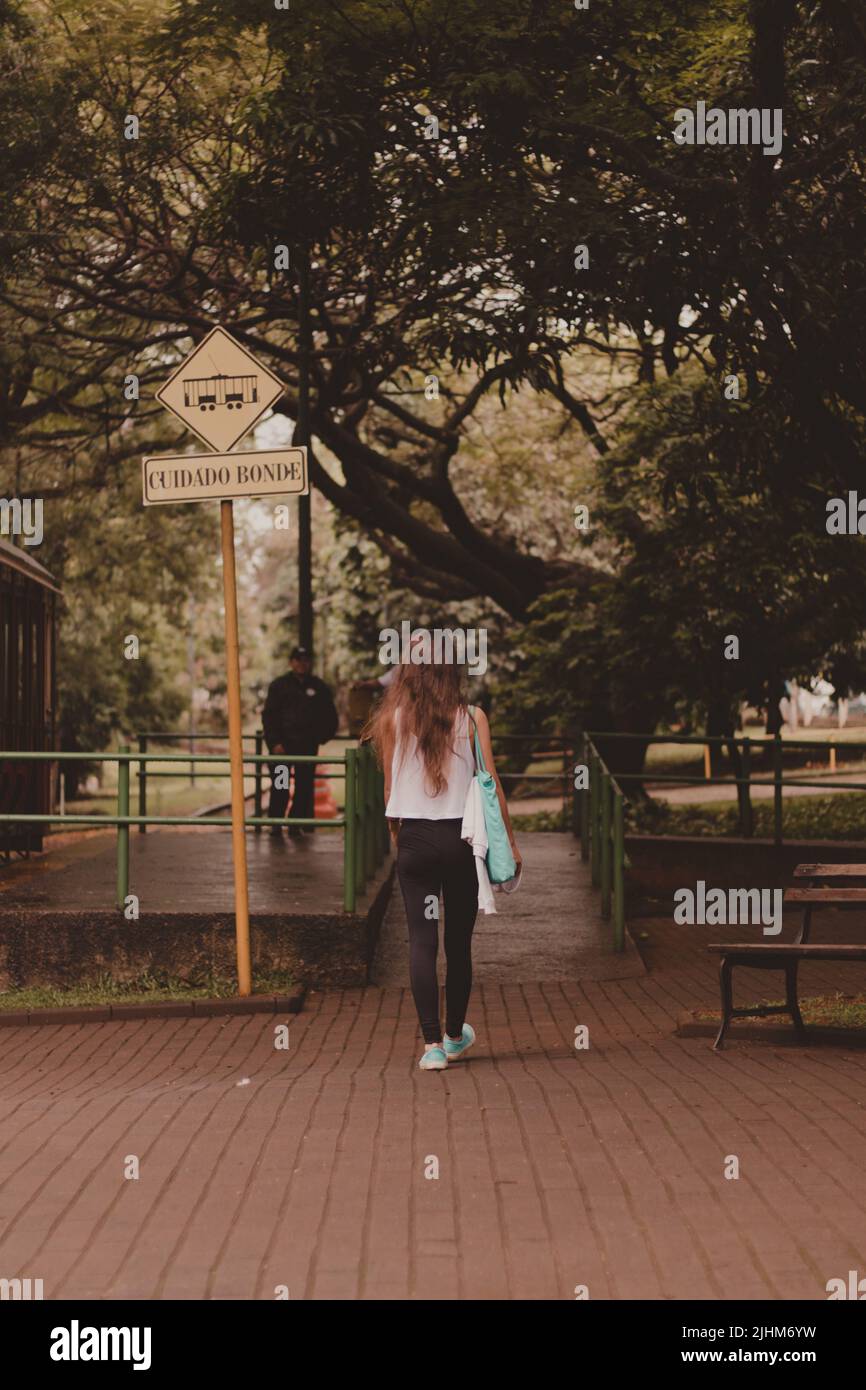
left=396, top=818, right=479, bottom=1044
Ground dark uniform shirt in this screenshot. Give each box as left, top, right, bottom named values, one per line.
left=262, top=672, right=339, bottom=752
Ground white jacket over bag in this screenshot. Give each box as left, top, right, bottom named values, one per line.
left=461, top=778, right=496, bottom=914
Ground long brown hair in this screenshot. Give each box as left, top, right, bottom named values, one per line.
left=364, top=662, right=468, bottom=797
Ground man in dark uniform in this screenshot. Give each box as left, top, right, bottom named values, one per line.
left=262, top=646, right=339, bottom=838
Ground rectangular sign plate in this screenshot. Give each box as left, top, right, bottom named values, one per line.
left=142, top=447, right=308, bottom=505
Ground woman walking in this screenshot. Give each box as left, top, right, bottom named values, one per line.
left=366, top=660, right=521, bottom=1070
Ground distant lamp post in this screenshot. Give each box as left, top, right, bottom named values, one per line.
left=295, top=246, right=313, bottom=650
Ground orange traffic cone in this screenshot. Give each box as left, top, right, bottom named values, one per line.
left=314, top=766, right=338, bottom=819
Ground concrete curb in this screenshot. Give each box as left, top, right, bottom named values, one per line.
left=0, top=986, right=306, bottom=1028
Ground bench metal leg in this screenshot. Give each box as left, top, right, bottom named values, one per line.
left=785, top=960, right=806, bottom=1039
left=795, top=905, right=812, bottom=945
left=714, top=958, right=735, bottom=1050
left=714, top=954, right=807, bottom=1047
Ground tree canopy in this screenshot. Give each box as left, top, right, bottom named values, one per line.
left=1, top=0, right=865, bottom=752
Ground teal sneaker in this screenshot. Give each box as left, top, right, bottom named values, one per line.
left=419, top=1045, right=448, bottom=1071
left=443, top=1024, right=476, bottom=1061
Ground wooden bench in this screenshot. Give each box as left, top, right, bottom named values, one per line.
left=708, top=864, right=866, bottom=1049
left=790, top=863, right=866, bottom=942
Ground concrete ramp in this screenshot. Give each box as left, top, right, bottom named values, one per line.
left=0, top=827, right=393, bottom=990
left=372, top=831, right=645, bottom=985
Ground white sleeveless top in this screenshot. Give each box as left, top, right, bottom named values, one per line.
left=385, top=706, right=474, bottom=819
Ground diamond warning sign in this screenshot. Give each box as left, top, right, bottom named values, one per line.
left=155, top=326, right=285, bottom=452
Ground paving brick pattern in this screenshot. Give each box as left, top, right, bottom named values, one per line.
left=3, top=833, right=866, bottom=1300
left=3, top=947, right=866, bottom=1299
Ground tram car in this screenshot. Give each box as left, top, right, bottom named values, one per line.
left=183, top=373, right=258, bottom=412
left=0, top=539, right=59, bottom=853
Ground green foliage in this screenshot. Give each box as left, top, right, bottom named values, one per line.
left=495, top=363, right=866, bottom=742
left=630, top=791, right=866, bottom=842
left=1, top=0, right=865, bottom=754
left=29, top=457, right=221, bottom=786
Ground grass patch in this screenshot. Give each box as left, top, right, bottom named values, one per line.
left=0, top=969, right=296, bottom=1012
left=629, top=791, right=866, bottom=841
left=692, top=994, right=866, bottom=1030
left=67, top=757, right=237, bottom=819
left=511, top=808, right=569, bottom=832
left=643, top=729, right=866, bottom=781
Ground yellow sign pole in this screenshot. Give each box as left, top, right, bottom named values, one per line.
left=149, top=329, right=309, bottom=999
left=220, top=498, right=252, bottom=996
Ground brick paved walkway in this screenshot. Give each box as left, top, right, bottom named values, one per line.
left=3, top=929, right=866, bottom=1299
left=3, top=830, right=866, bottom=1300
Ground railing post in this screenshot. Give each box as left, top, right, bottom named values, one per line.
left=613, top=790, right=625, bottom=952
left=600, top=772, right=612, bottom=921
left=579, top=733, right=589, bottom=862
left=741, top=736, right=753, bottom=838
left=363, top=745, right=375, bottom=880
left=377, top=763, right=388, bottom=861
left=355, top=747, right=365, bottom=898
left=344, top=748, right=357, bottom=912
left=356, top=745, right=365, bottom=882
left=137, top=734, right=147, bottom=833
left=117, top=744, right=130, bottom=910
left=773, top=733, right=783, bottom=846
left=371, top=753, right=380, bottom=863
left=254, top=730, right=263, bottom=834
left=589, top=749, right=600, bottom=888
left=562, top=730, right=570, bottom=823
left=367, top=749, right=376, bottom=857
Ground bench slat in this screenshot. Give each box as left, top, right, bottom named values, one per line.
left=785, top=888, right=866, bottom=902
left=708, top=944, right=866, bottom=959
left=794, top=863, right=866, bottom=878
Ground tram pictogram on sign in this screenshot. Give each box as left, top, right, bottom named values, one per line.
left=183, top=374, right=259, bottom=412
left=156, top=326, right=284, bottom=451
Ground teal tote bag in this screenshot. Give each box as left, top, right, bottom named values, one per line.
left=468, top=707, right=516, bottom=884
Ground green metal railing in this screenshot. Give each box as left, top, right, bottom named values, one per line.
left=485, top=731, right=573, bottom=814
left=585, top=731, right=866, bottom=847
left=133, top=730, right=340, bottom=832
left=134, top=727, right=575, bottom=819
left=575, top=735, right=626, bottom=953
left=0, top=744, right=388, bottom=914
